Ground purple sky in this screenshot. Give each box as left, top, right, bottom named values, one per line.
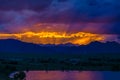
left=0, top=0, right=120, bottom=35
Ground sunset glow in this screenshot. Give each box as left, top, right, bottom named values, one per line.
left=0, top=31, right=105, bottom=45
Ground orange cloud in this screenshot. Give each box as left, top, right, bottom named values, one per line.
left=0, top=31, right=107, bottom=45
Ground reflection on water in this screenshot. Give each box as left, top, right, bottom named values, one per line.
left=26, top=71, right=120, bottom=80
left=26, top=71, right=103, bottom=80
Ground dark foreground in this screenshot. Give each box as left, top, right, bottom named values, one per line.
left=0, top=54, right=120, bottom=79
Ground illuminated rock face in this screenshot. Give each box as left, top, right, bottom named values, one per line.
left=0, top=32, right=105, bottom=45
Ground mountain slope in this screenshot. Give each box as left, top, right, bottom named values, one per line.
left=0, top=39, right=120, bottom=54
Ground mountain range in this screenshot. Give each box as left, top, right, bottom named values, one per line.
left=0, top=39, right=120, bottom=55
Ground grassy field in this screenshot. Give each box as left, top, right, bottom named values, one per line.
left=0, top=53, right=120, bottom=70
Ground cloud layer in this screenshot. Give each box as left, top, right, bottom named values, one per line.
left=0, top=0, right=120, bottom=34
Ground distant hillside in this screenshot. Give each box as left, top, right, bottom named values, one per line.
left=0, top=39, right=120, bottom=54
left=0, top=39, right=51, bottom=54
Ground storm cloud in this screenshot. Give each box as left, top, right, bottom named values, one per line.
left=0, top=0, right=120, bottom=34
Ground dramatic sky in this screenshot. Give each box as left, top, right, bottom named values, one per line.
left=0, top=0, right=120, bottom=45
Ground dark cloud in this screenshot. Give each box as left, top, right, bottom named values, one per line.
left=0, top=0, right=120, bottom=34
left=109, top=23, right=120, bottom=34
left=0, top=0, right=52, bottom=11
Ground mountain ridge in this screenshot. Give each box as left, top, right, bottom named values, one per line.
left=0, top=39, right=120, bottom=54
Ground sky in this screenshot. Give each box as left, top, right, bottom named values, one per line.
left=0, top=0, right=120, bottom=44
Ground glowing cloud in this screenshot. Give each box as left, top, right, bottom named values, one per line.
left=0, top=31, right=111, bottom=45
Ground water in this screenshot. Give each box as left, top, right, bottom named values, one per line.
left=26, top=71, right=120, bottom=80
